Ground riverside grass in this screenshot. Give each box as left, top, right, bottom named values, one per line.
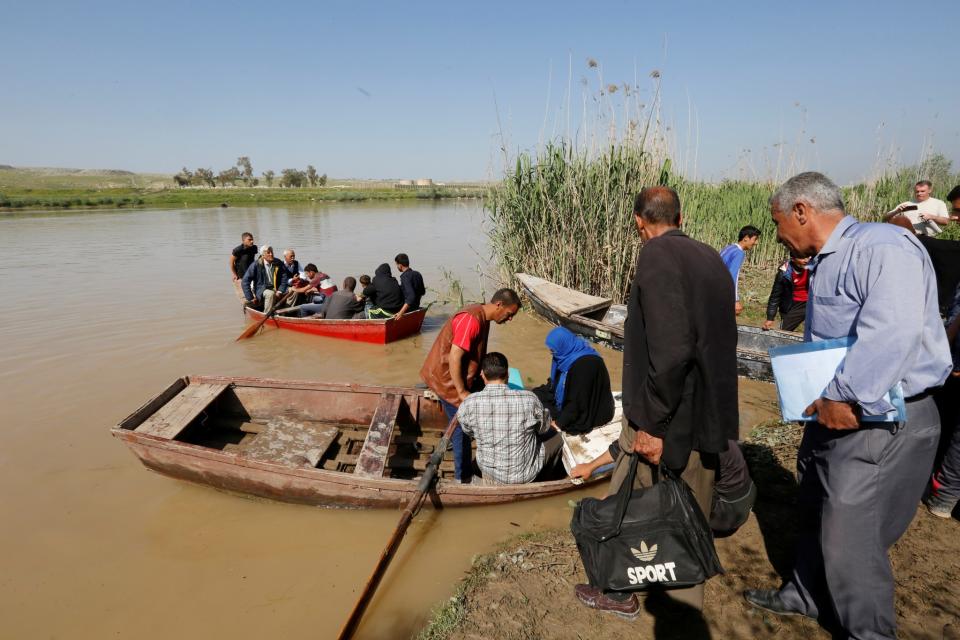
left=0, top=167, right=485, bottom=210
left=487, top=143, right=960, bottom=304
left=0, top=185, right=483, bottom=210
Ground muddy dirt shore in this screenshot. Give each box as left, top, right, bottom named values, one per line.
left=420, top=421, right=960, bottom=639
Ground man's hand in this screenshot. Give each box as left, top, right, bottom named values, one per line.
left=393, top=312, right=403, bottom=321
left=233, top=274, right=239, bottom=282
left=570, top=463, right=594, bottom=480
left=632, top=430, right=664, bottom=464
left=804, top=397, right=860, bottom=430
left=550, top=419, right=560, bottom=431
left=735, top=301, right=744, bottom=316
left=762, top=319, right=775, bottom=331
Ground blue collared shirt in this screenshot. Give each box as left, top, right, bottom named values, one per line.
left=719, top=243, right=745, bottom=300
left=805, top=215, right=952, bottom=415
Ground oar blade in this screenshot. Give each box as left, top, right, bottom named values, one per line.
left=235, top=320, right=262, bottom=341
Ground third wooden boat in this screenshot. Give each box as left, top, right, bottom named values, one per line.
left=515, top=272, right=802, bottom=382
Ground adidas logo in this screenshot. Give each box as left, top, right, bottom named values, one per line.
left=631, top=541, right=657, bottom=562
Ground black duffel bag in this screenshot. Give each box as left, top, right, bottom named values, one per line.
left=570, top=454, right=724, bottom=592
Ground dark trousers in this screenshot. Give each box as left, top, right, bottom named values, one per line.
left=778, top=396, right=940, bottom=639
left=440, top=398, right=472, bottom=483
left=533, top=430, right=565, bottom=481
left=932, top=376, right=960, bottom=504
left=780, top=301, right=807, bottom=331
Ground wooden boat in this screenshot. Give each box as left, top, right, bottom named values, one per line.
left=112, top=375, right=605, bottom=509
left=515, top=272, right=803, bottom=382
left=242, top=306, right=427, bottom=344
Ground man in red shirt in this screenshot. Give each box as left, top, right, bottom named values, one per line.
left=420, top=288, right=522, bottom=482
left=762, top=254, right=810, bottom=332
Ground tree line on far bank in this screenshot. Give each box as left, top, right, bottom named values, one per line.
left=173, top=157, right=327, bottom=188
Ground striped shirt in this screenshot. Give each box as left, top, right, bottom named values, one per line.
left=457, top=384, right=551, bottom=484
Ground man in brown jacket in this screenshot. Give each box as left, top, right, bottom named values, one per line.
left=574, top=186, right=739, bottom=619
left=420, top=288, right=522, bottom=482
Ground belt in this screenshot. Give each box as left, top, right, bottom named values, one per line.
left=905, top=389, right=934, bottom=403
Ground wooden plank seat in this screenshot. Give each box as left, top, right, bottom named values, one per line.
left=353, top=393, right=402, bottom=478
left=135, top=382, right=229, bottom=440
left=239, top=415, right=339, bottom=468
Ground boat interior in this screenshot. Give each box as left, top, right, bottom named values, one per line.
left=574, top=303, right=626, bottom=329
left=121, top=378, right=467, bottom=480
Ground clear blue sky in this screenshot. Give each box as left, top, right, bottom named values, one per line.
left=3, top=0, right=957, bottom=184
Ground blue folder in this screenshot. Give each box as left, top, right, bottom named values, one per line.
left=768, top=337, right=906, bottom=423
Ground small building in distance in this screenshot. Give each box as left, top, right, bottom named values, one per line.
left=394, top=178, right=433, bottom=189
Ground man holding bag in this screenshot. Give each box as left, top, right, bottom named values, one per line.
left=573, top=186, right=740, bottom=617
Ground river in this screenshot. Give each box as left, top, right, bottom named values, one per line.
left=0, top=200, right=778, bottom=638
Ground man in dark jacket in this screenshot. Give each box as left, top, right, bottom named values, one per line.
left=362, top=263, right=404, bottom=317
left=241, top=245, right=289, bottom=312
left=394, top=252, right=426, bottom=319
left=573, top=186, right=739, bottom=618
left=762, top=254, right=810, bottom=331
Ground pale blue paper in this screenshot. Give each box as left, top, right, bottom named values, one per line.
left=507, top=367, right=524, bottom=390
left=769, top=337, right=906, bottom=423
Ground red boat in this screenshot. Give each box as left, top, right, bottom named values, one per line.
left=242, top=306, right=427, bottom=344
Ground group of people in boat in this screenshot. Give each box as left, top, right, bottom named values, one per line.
left=229, top=231, right=426, bottom=320
left=417, top=288, right=614, bottom=485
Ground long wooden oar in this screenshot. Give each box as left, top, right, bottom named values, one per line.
left=235, top=290, right=294, bottom=341
left=336, top=415, right=460, bottom=640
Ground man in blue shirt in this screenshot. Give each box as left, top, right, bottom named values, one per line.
left=718, top=225, right=761, bottom=315
left=743, top=172, right=952, bottom=639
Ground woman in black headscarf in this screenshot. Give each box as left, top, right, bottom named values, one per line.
left=533, top=327, right=614, bottom=435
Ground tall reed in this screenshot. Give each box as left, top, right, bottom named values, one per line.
left=487, top=61, right=959, bottom=303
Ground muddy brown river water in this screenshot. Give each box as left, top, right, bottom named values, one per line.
left=0, top=201, right=779, bottom=638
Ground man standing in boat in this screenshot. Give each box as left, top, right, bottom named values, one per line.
left=393, top=252, right=426, bottom=320
left=420, top=288, right=522, bottom=483
left=230, top=232, right=257, bottom=281
left=573, top=186, right=739, bottom=618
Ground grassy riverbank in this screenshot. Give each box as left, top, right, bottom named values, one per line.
left=0, top=167, right=485, bottom=210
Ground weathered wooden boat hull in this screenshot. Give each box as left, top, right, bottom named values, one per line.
left=242, top=306, right=426, bottom=344
left=522, top=289, right=626, bottom=348
left=112, top=376, right=600, bottom=509
left=516, top=272, right=803, bottom=382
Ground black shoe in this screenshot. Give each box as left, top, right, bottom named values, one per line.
left=743, top=589, right=806, bottom=617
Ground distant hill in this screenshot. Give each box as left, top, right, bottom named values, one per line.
left=0, top=166, right=173, bottom=190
